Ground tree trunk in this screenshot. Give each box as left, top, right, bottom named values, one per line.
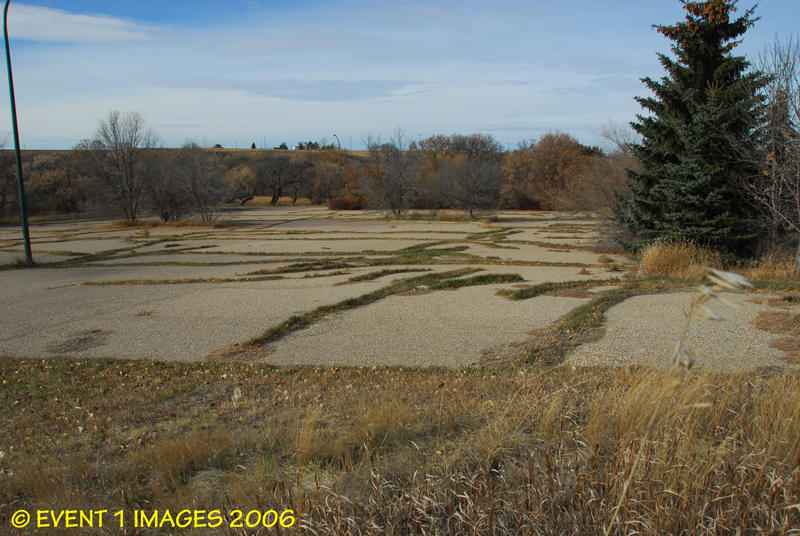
left=795, top=237, right=800, bottom=276
left=270, top=187, right=282, bottom=205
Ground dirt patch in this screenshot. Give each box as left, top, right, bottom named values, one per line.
left=47, top=329, right=113, bottom=353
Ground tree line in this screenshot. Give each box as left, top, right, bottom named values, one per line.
left=3, top=1, right=798, bottom=268
left=0, top=115, right=631, bottom=222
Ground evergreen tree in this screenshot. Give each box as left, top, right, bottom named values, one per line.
left=617, top=0, right=767, bottom=254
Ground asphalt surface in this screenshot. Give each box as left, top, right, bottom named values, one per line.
left=2, top=207, right=795, bottom=369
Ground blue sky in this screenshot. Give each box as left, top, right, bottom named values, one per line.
left=1, top=0, right=798, bottom=150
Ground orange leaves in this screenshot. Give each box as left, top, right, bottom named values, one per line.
left=500, top=132, right=589, bottom=209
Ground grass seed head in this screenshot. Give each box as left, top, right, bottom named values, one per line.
left=707, top=268, right=753, bottom=290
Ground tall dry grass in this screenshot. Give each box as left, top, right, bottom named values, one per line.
left=640, top=239, right=798, bottom=282
left=742, top=253, right=797, bottom=281
left=1, top=358, right=799, bottom=535
left=639, top=239, right=723, bottom=280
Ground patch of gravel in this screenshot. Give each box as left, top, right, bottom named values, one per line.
left=261, top=286, right=588, bottom=367
left=568, top=291, right=798, bottom=371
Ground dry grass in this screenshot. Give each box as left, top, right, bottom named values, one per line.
left=752, top=310, right=800, bottom=365
left=0, top=213, right=88, bottom=226
left=109, top=218, right=234, bottom=229
left=382, top=210, right=474, bottom=222
left=640, top=241, right=800, bottom=285
left=1, top=358, right=798, bottom=534
left=639, top=239, right=723, bottom=280
left=748, top=293, right=800, bottom=307
left=497, top=278, right=621, bottom=301
left=770, top=337, right=800, bottom=364
left=752, top=311, right=800, bottom=334
left=742, top=253, right=797, bottom=281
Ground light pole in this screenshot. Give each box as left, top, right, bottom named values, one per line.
left=332, top=133, right=342, bottom=199
left=3, top=0, right=32, bottom=265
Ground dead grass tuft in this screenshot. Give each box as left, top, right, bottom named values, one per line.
left=767, top=293, right=800, bottom=306
left=741, top=253, right=796, bottom=281
left=770, top=337, right=800, bottom=363
left=752, top=310, right=800, bottom=365
left=752, top=310, right=800, bottom=334
left=639, top=239, right=722, bottom=280
left=549, top=288, right=592, bottom=298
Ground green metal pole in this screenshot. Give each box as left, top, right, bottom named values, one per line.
left=4, top=0, right=32, bottom=265
left=333, top=133, right=342, bottom=199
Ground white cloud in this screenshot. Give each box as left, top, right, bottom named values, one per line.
left=7, top=4, right=163, bottom=43
left=161, top=78, right=418, bottom=102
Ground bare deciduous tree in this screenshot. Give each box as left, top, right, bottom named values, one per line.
left=90, top=111, right=159, bottom=221
left=226, top=165, right=257, bottom=205
left=143, top=153, right=190, bottom=222
left=364, top=129, right=418, bottom=215
left=175, top=141, right=226, bottom=221
left=0, top=137, right=17, bottom=217
left=27, top=152, right=88, bottom=215
left=256, top=154, right=292, bottom=205
left=741, top=34, right=800, bottom=269
left=284, top=157, right=313, bottom=204
left=439, top=154, right=502, bottom=218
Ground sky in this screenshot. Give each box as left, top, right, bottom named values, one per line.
left=1, top=0, right=798, bottom=150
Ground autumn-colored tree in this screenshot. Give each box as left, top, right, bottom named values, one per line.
left=501, top=132, right=587, bottom=209
left=341, top=163, right=367, bottom=205
left=410, top=135, right=450, bottom=210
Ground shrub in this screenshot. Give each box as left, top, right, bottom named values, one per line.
left=328, top=196, right=365, bottom=210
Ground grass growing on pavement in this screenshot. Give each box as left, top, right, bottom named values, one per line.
left=243, top=269, right=525, bottom=348
left=341, top=268, right=431, bottom=283
left=428, top=272, right=523, bottom=290
left=518, top=280, right=674, bottom=366
left=497, top=278, right=621, bottom=300
left=245, top=268, right=482, bottom=346
left=245, top=259, right=357, bottom=275
left=83, top=275, right=287, bottom=285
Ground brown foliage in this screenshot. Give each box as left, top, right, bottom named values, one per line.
left=328, top=196, right=366, bottom=210
left=501, top=132, right=587, bottom=209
